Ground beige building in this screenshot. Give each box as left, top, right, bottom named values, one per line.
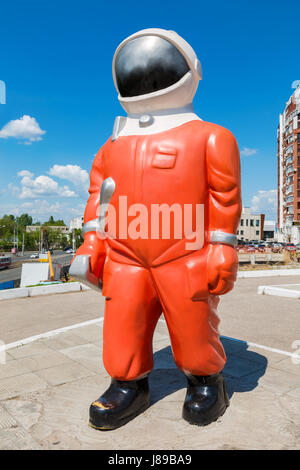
left=69, top=216, right=84, bottom=231
left=26, top=225, right=69, bottom=234
left=237, top=207, right=265, bottom=242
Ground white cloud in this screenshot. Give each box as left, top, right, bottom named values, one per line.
left=17, top=170, right=34, bottom=178
left=16, top=170, right=76, bottom=199
left=251, top=189, right=277, bottom=219
left=0, top=115, right=46, bottom=143
left=49, top=164, right=89, bottom=190
left=240, top=147, right=257, bottom=156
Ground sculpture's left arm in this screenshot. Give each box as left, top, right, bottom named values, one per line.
left=206, top=126, right=242, bottom=295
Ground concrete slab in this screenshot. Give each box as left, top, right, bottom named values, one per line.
left=0, top=316, right=298, bottom=449
left=0, top=372, right=48, bottom=400
left=0, top=289, right=103, bottom=344
left=35, top=361, right=95, bottom=387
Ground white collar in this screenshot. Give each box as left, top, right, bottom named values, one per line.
left=112, top=104, right=201, bottom=140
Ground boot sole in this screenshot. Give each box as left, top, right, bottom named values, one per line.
left=88, top=402, right=150, bottom=431
left=183, top=402, right=229, bottom=427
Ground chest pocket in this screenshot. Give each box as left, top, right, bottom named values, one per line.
left=152, top=146, right=177, bottom=169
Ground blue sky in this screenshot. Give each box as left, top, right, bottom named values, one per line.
left=0, top=0, right=299, bottom=224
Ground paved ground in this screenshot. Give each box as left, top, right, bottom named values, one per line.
left=0, top=274, right=299, bottom=449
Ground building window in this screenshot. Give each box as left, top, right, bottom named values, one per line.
left=250, top=219, right=254, bottom=226
left=256, top=220, right=259, bottom=226
left=240, top=230, right=244, bottom=235
left=246, top=219, right=248, bottom=226
left=240, top=219, right=244, bottom=226
left=256, top=231, right=260, bottom=236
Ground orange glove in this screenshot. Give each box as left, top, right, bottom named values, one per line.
left=207, top=244, right=238, bottom=295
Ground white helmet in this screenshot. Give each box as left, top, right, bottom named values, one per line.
left=112, top=28, right=202, bottom=114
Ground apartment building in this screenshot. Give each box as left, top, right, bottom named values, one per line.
left=237, top=207, right=265, bottom=242
left=277, top=85, right=300, bottom=243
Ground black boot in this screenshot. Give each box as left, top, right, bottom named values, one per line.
left=89, top=376, right=150, bottom=430
left=182, top=372, right=229, bottom=426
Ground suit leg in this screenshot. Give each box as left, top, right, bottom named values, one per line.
left=152, top=253, right=226, bottom=376
left=102, top=258, right=162, bottom=381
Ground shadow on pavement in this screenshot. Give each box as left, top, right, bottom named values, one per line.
left=150, top=337, right=268, bottom=404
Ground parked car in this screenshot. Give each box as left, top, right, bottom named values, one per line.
left=65, top=248, right=75, bottom=254
left=246, top=244, right=256, bottom=252
left=285, top=243, right=296, bottom=251
left=272, top=243, right=282, bottom=253
left=257, top=244, right=266, bottom=252
left=30, top=253, right=39, bottom=259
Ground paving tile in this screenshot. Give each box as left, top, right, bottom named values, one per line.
left=41, top=332, right=88, bottom=351
left=220, top=336, right=247, bottom=355
left=8, top=341, right=55, bottom=359
left=59, top=343, right=104, bottom=374
left=223, top=354, right=266, bottom=379
left=0, top=372, right=48, bottom=400
left=0, top=358, right=32, bottom=380
left=35, top=361, right=95, bottom=386
left=0, top=404, right=18, bottom=429
left=21, top=350, right=73, bottom=372
left=232, top=345, right=284, bottom=366
left=272, top=357, right=300, bottom=376
left=245, top=366, right=300, bottom=395
left=3, top=399, right=42, bottom=430
left=4, top=352, right=14, bottom=362
left=285, top=386, right=300, bottom=400
left=153, top=346, right=177, bottom=370
left=72, top=324, right=102, bottom=343
left=0, top=427, right=42, bottom=450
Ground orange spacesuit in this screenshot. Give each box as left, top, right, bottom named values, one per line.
left=77, top=119, right=241, bottom=380
left=70, top=28, right=242, bottom=429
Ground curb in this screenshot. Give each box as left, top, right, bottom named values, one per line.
left=0, top=282, right=90, bottom=301
left=258, top=285, right=300, bottom=299
left=238, top=268, right=300, bottom=278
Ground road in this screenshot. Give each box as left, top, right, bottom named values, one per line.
left=0, top=252, right=74, bottom=283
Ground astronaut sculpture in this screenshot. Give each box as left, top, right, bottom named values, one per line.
left=70, top=28, right=242, bottom=430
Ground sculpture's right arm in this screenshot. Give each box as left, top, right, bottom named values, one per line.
left=70, top=146, right=107, bottom=282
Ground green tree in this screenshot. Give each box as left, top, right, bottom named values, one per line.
left=68, top=228, right=83, bottom=250
left=16, top=213, right=33, bottom=228
left=44, top=216, right=66, bottom=227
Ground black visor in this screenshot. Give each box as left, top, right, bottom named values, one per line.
left=115, top=35, right=190, bottom=98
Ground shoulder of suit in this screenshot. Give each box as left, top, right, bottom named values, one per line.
left=198, top=121, right=237, bottom=143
